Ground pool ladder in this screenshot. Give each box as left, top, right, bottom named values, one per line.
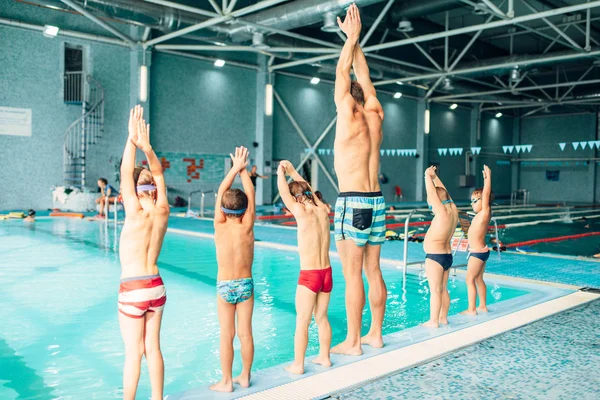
left=188, top=189, right=217, bottom=218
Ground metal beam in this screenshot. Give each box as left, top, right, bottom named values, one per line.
left=209, top=0, right=222, bottom=14
left=0, top=16, right=129, bottom=47
left=145, top=0, right=288, bottom=47
left=521, top=105, right=550, bottom=117
left=425, top=77, right=444, bottom=99
left=59, top=0, right=135, bottom=45
left=376, top=47, right=600, bottom=86
left=521, top=0, right=582, bottom=51
left=154, top=44, right=340, bottom=53
left=587, top=1, right=592, bottom=51
left=361, top=0, right=396, bottom=46
left=403, top=32, right=442, bottom=70
left=144, top=0, right=217, bottom=17
left=543, top=24, right=571, bottom=54
left=558, top=65, right=594, bottom=101
left=431, top=78, right=600, bottom=101
left=156, top=49, right=259, bottom=70
left=226, top=0, right=238, bottom=14
left=270, top=0, right=600, bottom=71
left=525, top=76, right=553, bottom=101
left=480, top=0, right=508, bottom=18
left=444, top=11, right=449, bottom=71
left=449, top=12, right=496, bottom=71
left=572, top=22, right=599, bottom=46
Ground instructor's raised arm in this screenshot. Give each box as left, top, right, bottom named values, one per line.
left=335, top=5, right=361, bottom=108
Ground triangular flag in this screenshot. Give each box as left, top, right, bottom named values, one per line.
left=471, top=147, right=481, bottom=155
left=438, top=149, right=443, bottom=156
left=580, top=141, right=588, bottom=150
left=442, top=148, right=448, bottom=156
left=503, top=146, right=509, bottom=154
left=326, top=149, right=331, bottom=155
left=515, top=145, right=522, bottom=153
left=391, top=149, right=396, bottom=156
left=448, top=149, right=454, bottom=156
left=594, top=141, right=600, bottom=149
left=411, top=150, right=417, bottom=156
left=380, top=149, right=384, bottom=156
left=508, top=146, right=514, bottom=153
left=458, top=148, right=463, bottom=155
left=588, top=141, right=595, bottom=149
left=559, top=143, right=566, bottom=151
left=572, top=142, right=579, bottom=150
left=526, top=145, right=532, bottom=153
left=401, top=150, right=407, bottom=156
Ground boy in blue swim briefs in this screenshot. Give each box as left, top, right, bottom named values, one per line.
left=422, top=166, right=458, bottom=328
left=211, top=146, right=256, bottom=393
left=462, top=165, right=493, bottom=315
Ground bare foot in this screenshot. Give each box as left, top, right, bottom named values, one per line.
left=331, top=340, right=363, bottom=356
left=361, top=333, right=384, bottom=349
left=460, top=309, right=477, bottom=316
left=311, top=357, right=332, bottom=368
left=209, top=379, right=233, bottom=393
left=233, top=373, right=251, bottom=388
left=439, top=318, right=448, bottom=325
left=285, top=362, right=305, bottom=375
left=421, top=320, right=439, bottom=328
left=477, top=306, right=489, bottom=313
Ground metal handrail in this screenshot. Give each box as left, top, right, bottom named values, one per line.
left=187, top=189, right=216, bottom=217
left=401, top=210, right=416, bottom=284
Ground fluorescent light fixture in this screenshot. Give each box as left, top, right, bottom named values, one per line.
left=265, top=84, right=273, bottom=116
left=139, top=65, right=148, bottom=103
left=424, top=109, right=430, bottom=134
left=450, top=103, right=458, bottom=110
left=496, top=112, right=503, bottom=118
left=396, top=81, right=404, bottom=85
left=43, top=25, right=59, bottom=38
left=214, top=59, right=225, bottom=67
left=394, top=92, right=402, bottom=99
left=214, top=42, right=226, bottom=46
left=310, top=77, right=320, bottom=85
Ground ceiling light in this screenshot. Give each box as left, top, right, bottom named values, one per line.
left=424, top=109, right=430, bottom=134
left=396, top=81, right=404, bottom=85
left=251, top=32, right=270, bottom=50
left=43, top=25, right=59, bottom=38
left=139, top=65, right=148, bottom=103
left=310, top=77, right=320, bottom=85
left=265, top=84, right=273, bottom=116
left=214, top=42, right=226, bottom=46
left=214, top=59, right=225, bottom=67
left=509, top=67, right=520, bottom=83
left=397, top=18, right=413, bottom=33
left=496, top=112, right=503, bottom=118
left=322, top=12, right=340, bottom=32
left=442, top=78, right=454, bottom=91
left=450, top=103, right=458, bottom=110
left=394, top=92, right=402, bottom=99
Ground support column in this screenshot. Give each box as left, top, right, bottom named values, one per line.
left=255, top=54, right=274, bottom=205
left=470, top=107, right=479, bottom=182
left=511, top=115, right=521, bottom=192
left=415, top=99, right=428, bottom=201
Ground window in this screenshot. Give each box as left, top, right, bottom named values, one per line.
left=64, top=44, right=83, bottom=103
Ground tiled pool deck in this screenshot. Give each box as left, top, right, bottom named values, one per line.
left=339, top=298, right=600, bottom=400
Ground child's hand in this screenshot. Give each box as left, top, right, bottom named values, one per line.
left=128, top=105, right=143, bottom=141
left=230, top=146, right=249, bottom=172
left=425, top=166, right=437, bottom=179
left=483, top=165, right=491, bottom=179
left=280, top=160, right=294, bottom=175
left=130, top=118, right=152, bottom=153
left=277, top=163, right=286, bottom=175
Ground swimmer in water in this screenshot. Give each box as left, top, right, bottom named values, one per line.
left=278, top=160, right=332, bottom=375
left=118, top=105, right=170, bottom=400
left=23, top=209, right=36, bottom=222
left=211, top=146, right=256, bottom=393
left=461, top=165, right=493, bottom=315
left=422, top=166, right=458, bottom=328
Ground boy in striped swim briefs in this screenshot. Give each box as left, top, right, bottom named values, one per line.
left=422, top=166, right=458, bottom=328
left=462, top=165, right=493, bottom=315
left=211, top=146, right=256, bottom=393
left=277, top=160, right=332, bottom=375
left=118, top=105, right=170, bottom=400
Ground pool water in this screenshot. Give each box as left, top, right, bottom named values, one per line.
left=0, top=218, right=528, bottom=398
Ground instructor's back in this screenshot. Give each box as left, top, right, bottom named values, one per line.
left=331, top=3, right=387, bottom=357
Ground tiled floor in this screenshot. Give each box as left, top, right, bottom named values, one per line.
left=338, top=298, right=600, bottom=400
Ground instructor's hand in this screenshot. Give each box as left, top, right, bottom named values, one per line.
left=337, top=3, right=361, bottom=40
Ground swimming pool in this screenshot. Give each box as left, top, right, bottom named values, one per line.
left=0, top=218, right=530, bottom=398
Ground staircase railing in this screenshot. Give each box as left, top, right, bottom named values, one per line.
left=63, top=74, right=105, bottom=188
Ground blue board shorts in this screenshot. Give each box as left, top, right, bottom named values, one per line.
left=334, top=191, right=386, bottom=247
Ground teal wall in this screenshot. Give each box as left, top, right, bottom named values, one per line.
left=479, top=113, right=514, bottom=198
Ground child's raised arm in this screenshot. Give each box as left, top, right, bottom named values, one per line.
left=120, top=106, right=143, bottom=214
left=425, top=166, right=444, bottom=213
left=239, top=150, right=255, bottom=229
left=481, top=165, right=492, bottom=212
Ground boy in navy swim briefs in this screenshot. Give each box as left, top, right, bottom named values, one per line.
left=422, top=166, right=459, bottom=328
left=277, top=160, right=332, bottom=375
left=462, top=165, right=493, bottom=315
left=211, top=146, right=256, bottom=393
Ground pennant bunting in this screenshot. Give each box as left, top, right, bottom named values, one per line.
left=391, top=149, right=396, bottom=156
left=559, top=143, right=566, bottom=151
left=572, top=142, right=580, bottom=150
left=386, top=149, right=391, bottom=156
left=580, top=141, right=588, bottom=150
left=326, top=149, right=331, bottom=155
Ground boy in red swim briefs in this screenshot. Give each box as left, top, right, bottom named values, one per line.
left=277, top=160, right=332, bottom=375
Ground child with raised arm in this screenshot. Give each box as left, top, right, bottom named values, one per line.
left=277, top=160, right=332, bottom=375
left=211, top=146, right=256, bottom=393
left=462, top=165, right=493, bottom=315
left=118, top=105, right=170, bottom=400
left=422, top=166, right=459, bottom=328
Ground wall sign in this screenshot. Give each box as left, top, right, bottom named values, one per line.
left=0, top=107, right=32, bottom=137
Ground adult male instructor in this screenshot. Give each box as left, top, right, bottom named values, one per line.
left=331, top=4, right=387, bottom=356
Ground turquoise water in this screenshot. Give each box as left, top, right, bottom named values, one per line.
left=0, top=218, right=528, bottom=398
